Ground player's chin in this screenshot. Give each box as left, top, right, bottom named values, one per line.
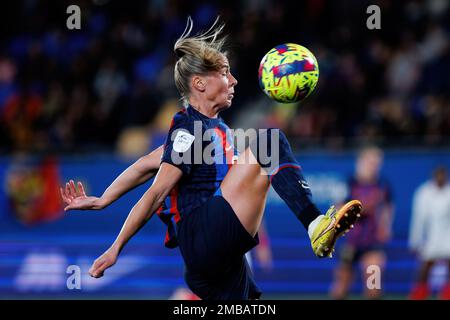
left=224, top=95, right=234, bottom=107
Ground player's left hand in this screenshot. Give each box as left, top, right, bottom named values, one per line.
left=376, top=226, right=391, bottom=243
left=60, top=180, right=102, bottom=211
left=89, top=247, right=118, bottom=278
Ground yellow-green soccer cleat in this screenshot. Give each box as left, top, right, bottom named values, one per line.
left=311, top=200, right=363, bottom=258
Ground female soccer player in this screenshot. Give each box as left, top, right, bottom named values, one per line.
left=61, top=17, right=362, bottom=300
left=330, top=147, right=393, bottom=300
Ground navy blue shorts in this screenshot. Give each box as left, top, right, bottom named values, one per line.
left=340, top=243, right=385, bottom=265
left=176, top=191, right=262, bottom=300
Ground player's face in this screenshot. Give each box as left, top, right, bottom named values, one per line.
left=434, top=168, right=447, bottom=187
left=357, top=149, right=382, bottom=181
left=204, top=56, right=238, bottom=109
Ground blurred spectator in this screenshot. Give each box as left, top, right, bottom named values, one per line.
left=93, top=57, right=127, bottom=115
left=330, top=146, right=394, bottom=299
left=408, top=165, right=450, bottom=300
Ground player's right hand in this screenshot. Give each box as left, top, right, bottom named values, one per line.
left=60, top=180, right=102, bottom=211
left=89, top=248, right=118, bottom=278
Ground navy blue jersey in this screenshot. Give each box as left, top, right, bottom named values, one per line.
left=346, top=177, right=392, bottom=248
left=157, top=106, right=237, bottom=248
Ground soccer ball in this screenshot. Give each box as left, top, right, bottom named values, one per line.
left=258, top=43, right=319, bottom=103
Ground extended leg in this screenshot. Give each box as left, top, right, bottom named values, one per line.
left=409, top=260, right=434, bottom=300
left=221, top=129, right=362, bottom=257
left=221, top=147, right=270, bottom=237
left=221, top=128, right=321, bottom=237
left=361, top=251, right=386, bottom=299
left=330, top=262, right=354, bottom=299
left=438, top=260, right=450, bottom=300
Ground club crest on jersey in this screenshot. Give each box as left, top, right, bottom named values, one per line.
left=173, top=130, right=195, bottom=153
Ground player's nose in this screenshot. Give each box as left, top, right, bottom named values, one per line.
left=229, top=72, right=238, bottom=87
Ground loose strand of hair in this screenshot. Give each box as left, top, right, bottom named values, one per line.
left=176, top=16, right=226, bottom=51
left=177, top=16, right=194, bottom=43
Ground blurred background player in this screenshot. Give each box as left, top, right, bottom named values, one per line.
left=330, top=146, right=394, bottom=299
left=408, top=165, right=450, bottom=300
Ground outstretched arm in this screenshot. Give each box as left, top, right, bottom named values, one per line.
left=89, top=162, right=183, bottom=278
left=377, top=203, right=395, bottom=243
left=409, top=188, right=426, bottom=252
left=61, top=145, right=164, bottom=211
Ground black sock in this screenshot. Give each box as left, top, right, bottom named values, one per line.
left=250, top=128, right=321, bottom=230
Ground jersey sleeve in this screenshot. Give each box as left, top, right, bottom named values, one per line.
left=160, top=117, right=197, bottom=176
left=409, top=185, right=427, bottom=250
left=378, top=177, right=393, bottom=205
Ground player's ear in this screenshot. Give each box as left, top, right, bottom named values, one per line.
left=192, top=75, right=206, bottom=92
